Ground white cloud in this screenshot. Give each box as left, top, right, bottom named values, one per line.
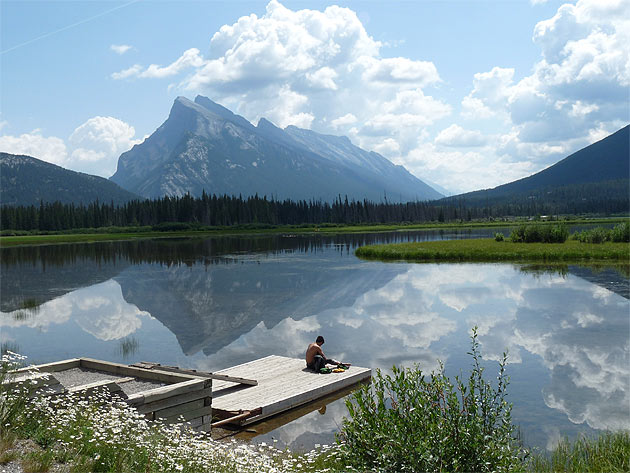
left=330, top=113, right=357, bottom=128
left=305, top=66, right=338, bottom=90
left=141, top=48, right=205, bottom=78
left=107, top=1, right=450, bottom=171
left=463, top=0, right=629, bottom=147
left=101, top=0, right=629, bottom=192
left=435, top=124, right=486, bottom=147
left=0, top=130, right=68, bottom=166
left=110, top=44, right=132, bottom=55
left=110, top=64, right=142, bottom=80
left=68, top=116, right=141, bottom=176
left=0, top=117, right=140, bottom=177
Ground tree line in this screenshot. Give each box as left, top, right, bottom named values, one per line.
left=1, top=186, right=628, bottom=232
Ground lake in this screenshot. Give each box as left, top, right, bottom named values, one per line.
left=1, top=228, right=628, bottom=452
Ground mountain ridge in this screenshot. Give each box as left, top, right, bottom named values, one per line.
left=443, top=124, right=630, bottom=206
left=110, top=95, right=443, bottom=202
left=0, top=153, right=139, bottom=206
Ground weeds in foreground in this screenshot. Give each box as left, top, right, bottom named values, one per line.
left=21, top=449, right=55, bottom=473
left=338, top=328, right=525, bottom=472
left=3, top=347, right=629, bottom=472
left=528, top=431, right=630, bottom=472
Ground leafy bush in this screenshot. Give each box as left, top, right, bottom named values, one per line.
left=337, top=328, right=525, bottom=472
left=610, top=221, right=630, bottom=243
left=510, top=224, right=568, bottom=243
left=151, top=222, right=193, bottom=232
left=495, top=232, right=505, bottom=242
left=570, top=223, right=630, bottom=244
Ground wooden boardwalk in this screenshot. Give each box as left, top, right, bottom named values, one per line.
left=211, top=355, right=371, bottom=425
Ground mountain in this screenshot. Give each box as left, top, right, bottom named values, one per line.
left=110, top=95, right=442, bottom=202
left=1, top=153, right=140, bottom=206
left=443, top=125, right=629, bottom=208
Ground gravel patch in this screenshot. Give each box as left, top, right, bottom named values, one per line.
left=50, top=368, right=165, bottom=395
left=120, top=379, right=165, bottom=395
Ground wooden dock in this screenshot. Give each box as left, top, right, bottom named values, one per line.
left=211, top=355, right=371, bottom=426
left=7, top=355, right=371, bottom=431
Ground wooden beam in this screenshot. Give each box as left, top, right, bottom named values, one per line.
left=11, top=359, right=80, bottom=375
left=131, top=362, right=257, bottom=386
left=65, top=379, right=129, bottom=398
left=126, top=378, right=206, bottom=406
left=134, top=387, right=212, bottom=415
left=3, top=372, right=59, bottom=390
left=154, top=399, right=204, bottom=419
left=163, top=405, right=212, bottom=424
left=79, top=358, right=202, bottom=384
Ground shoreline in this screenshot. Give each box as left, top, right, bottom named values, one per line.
left=1, top=217, right=627, bottom=247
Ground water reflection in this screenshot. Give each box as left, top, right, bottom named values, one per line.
left=0, top=231, right=628, bottom=451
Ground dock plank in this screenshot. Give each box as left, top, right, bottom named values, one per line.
left=211, top=356, right=370, bottom=425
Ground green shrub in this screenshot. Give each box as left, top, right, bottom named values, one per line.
left=610, top=221, right=630, bottom=242
left=151, top=222, right=192, bottom=232
left=495, top=232, right=505, bottom=242
left=510, top=225, right=527, bottom=243
left=337, top=328, right=525, bottom=472
left=510, top=224, right=568, bottom=243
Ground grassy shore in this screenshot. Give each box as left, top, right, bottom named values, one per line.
left=356, top=238, right=630, bottom=263
left=1, top=217, right=626, bottom=247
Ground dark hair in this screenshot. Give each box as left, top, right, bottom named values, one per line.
left=316, top=335, right=325, bottom=344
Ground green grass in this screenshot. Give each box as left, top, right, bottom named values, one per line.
left=1, top=217, right=627, bottom=247
left=528, top=432, right=630, bottom=472
left=356, top=238, right=630, bottom=263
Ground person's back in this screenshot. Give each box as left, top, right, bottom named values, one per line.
left=306, top=336, right=325, bottom=369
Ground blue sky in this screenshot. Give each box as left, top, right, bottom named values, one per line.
left=1, top=0, right=628, bottom=193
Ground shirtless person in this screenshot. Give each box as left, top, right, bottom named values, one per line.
left=306, top=335, right=348, bottom=372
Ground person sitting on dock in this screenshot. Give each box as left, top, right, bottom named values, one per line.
left=306, top=335, right=348, bottom=372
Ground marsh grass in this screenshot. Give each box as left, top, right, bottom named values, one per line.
left=528, top=432, right=630, bottom=472
left=356, top=238, right=629, bottom=263
left=0, top=432, right=18, bottom=464
left=21, top=449, right=55, bottom=473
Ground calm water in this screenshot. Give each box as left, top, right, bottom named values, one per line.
left=1, top=228, right=628, bottom=452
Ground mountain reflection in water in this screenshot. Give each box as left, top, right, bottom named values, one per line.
left=0, top=229, right=627, bottom=452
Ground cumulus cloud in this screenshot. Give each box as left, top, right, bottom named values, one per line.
left=111, top=64, right=142, bottom=80
left=108, top=0, right=448, bottom=141
left=462, top=0, right=629, bottom=148
left=331, top=113, right=357, bottom=128
left=0, top=130, right=68, bottom=166
left=110, top=44, right=132, bottom=55
left=102, top=0, right=629, bottom=193
left=68, top=116, right=141, bottom=176
left=0, top=117, right=140, bottom=177
left=434, top=124, right=487, bottom=147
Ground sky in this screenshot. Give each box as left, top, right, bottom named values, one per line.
left=1, top=0, right=628, bottom=194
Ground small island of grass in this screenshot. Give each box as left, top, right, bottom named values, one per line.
left=356, top=238, right=629, bottom=263
left=356, top=223, right=630, bottom=263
